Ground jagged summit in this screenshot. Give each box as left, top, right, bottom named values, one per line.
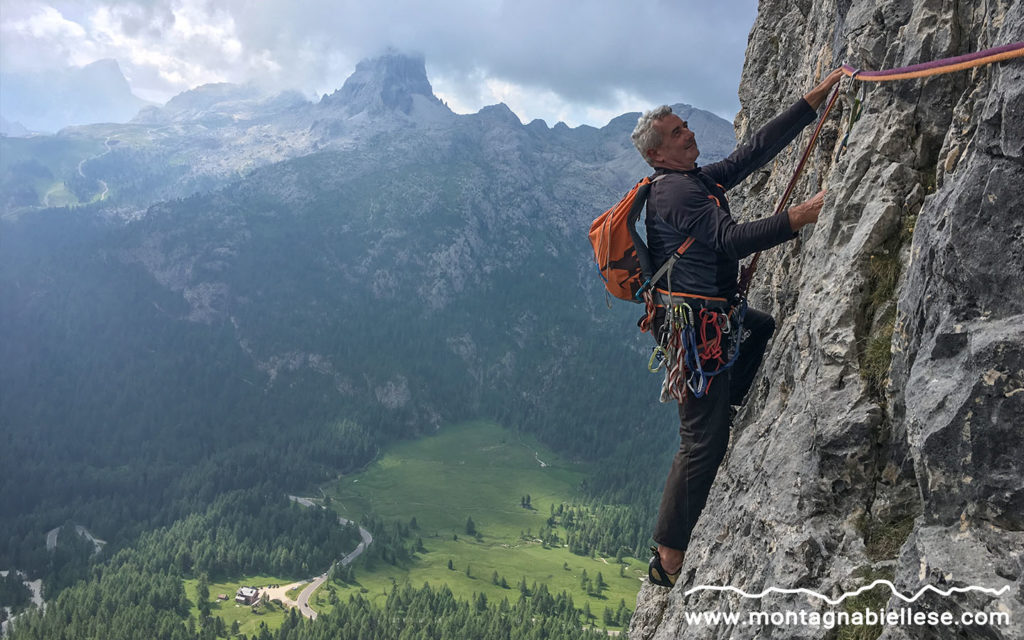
left=321, top=51, right=446, bottom=116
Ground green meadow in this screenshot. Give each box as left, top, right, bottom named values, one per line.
left=0, top=135, right=106, bottom=208
left=320, top=420, right=645, bottom=628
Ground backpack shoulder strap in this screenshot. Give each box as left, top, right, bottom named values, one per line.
left=633, top=173, right=696, bottom=300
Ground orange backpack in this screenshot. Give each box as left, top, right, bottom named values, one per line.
left=589, top=175, right=693, bottom=303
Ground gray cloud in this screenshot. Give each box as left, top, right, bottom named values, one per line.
left=0, top=0, right=757, bottom=125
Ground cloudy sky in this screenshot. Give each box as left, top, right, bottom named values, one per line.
left=0, top=0, right=758, bottom=127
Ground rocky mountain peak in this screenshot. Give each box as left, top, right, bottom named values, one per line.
left=321, top=51, right=445, bottom=116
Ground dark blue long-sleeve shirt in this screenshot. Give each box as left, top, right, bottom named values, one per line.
left=645, top=98, right=818, bottom=298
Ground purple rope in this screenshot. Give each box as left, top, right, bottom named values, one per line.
left=844, top=41, right=1024, bottom=78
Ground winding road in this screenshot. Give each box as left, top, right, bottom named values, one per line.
left=45, top=524, right=106, bottom=554
left=39, top=137, right=114, bottom=209
left=285, top=496, right=373, bottom=620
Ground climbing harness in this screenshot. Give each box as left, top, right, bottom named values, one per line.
left=737, top=40, right=1024, bottom=297
left=647, top=292, right=747, bottom=404
left=642, top=238, right=749, bottom=403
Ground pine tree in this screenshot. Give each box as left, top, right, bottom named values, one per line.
left=616, top=599, right=630, bottom=626
left=196, top=573, right=210, bottom=617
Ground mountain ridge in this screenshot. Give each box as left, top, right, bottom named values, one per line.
left=1, top=52, right=736, bottom=221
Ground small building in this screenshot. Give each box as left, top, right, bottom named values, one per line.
left=217, top=594, right=228, bottom=601
left=235, top=586, right=259, bottom=605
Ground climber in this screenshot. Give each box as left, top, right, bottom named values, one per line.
left=633, top=68, right=844, bottom=587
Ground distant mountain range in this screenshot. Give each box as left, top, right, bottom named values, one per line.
left=0, top=59, right=151, bottom=134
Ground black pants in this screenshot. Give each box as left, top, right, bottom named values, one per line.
left=652, top=307, right=776, bottom=551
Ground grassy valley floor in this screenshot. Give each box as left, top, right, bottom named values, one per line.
left=317, top=421, right=644, bottom=629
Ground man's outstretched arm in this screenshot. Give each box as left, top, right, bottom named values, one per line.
left=703, top=68, right=845, bottom=190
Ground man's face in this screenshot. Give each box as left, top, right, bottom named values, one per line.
left=647, top=114, right=699, bottom=170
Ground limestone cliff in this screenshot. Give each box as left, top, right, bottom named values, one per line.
left=630, top=1, right=1023, bottom=638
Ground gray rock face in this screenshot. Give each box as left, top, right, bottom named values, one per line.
left=630, top=1, right=1023, bottom=639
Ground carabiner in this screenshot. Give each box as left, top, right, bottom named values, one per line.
left=648, top=346, right=667, bottom=373
left=679, top=302, right=694, bottom=328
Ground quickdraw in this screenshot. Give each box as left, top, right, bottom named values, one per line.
left=836, top=81, right=866, bottom=162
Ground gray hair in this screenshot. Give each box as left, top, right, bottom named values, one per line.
left=631, top=105, right=673, bottom=167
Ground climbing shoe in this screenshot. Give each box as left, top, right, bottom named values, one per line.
left=647, top=546, right=680, bottom=588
